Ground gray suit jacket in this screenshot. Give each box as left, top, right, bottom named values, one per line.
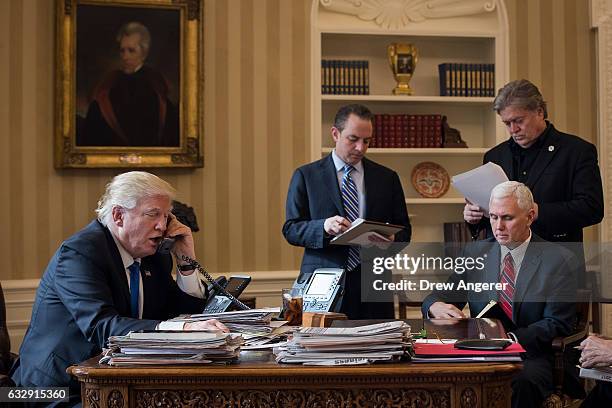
left=422, top=235, right=576, bottom=355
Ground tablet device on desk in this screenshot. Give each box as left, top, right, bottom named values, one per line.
left=330, top=218, right=404, bottom=246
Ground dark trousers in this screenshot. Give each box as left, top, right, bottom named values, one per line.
left=511, top=355, right=554, bottom=408
left=580, top=382, right=612, bottom=407
left=340, top=266, right=394, bottom=320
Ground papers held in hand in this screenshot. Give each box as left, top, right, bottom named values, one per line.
left=451, top=162, right=509, bottom=213
left=330, top=218, right=403, bottom=246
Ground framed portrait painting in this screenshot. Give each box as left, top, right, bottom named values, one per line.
left=55, top=0, right=203, bottom=168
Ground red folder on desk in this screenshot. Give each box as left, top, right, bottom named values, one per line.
left=413, top=342, right=525, bottom=357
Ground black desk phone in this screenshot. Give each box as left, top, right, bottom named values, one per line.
left=202, top=275, right=252, bottom=314
left=156, top=236, right=251, bottom=313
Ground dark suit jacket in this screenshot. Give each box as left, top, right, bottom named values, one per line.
left=283, top=154, right=411, bottom=307
left=11, top=220, right=205, bottom=390
left=474, top=123, right=603, bottom=244
left=422, top=235, right=576, bottom=355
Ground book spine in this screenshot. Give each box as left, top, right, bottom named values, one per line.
left=415, top=115, right=423, bottom=148
left=408, top=115, right=417, bottom=148
left=438, top=63, right=447, bottom=96
left=364, top=61, right=370, bottom=95
left=328, top=60, right=338, bottom=95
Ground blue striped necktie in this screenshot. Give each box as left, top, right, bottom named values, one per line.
left=341, top=164, right=360, bottom=270
left=128, top=261, right=140, bottom=318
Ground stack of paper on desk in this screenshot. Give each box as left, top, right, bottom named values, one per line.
left=274, top=321, right=412, bottom=366
left=579, top=366, right=612, bottom=382
left=101, top=331, right=244, bottom=366
left=171, top=307, right=280, bottom=334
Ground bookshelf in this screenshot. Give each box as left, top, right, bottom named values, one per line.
left=310, top=0, right=509, bottom=241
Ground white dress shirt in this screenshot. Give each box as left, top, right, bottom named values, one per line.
left=111, top=233, right=204, bottom=330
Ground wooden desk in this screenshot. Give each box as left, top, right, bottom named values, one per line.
left=69, top=354, right=519, bottom=408
left=68, top=319, right=521, bottom=408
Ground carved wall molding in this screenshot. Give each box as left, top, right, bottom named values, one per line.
left=136, top=388, right=453, bottom=408
left=319, top=0, right=497, bottom=30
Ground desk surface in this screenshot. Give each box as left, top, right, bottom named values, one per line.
left=68, top=319, right=520, bottom=408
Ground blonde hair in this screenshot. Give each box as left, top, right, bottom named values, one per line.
left=96, top=171, right=176, bottom=226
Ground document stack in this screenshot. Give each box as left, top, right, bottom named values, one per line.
left=101, top=331, right=243, bottom=366
left=171, top=308, right=287, bottom=348
left=173, top=307, right=280, bottom=334
left=579, top=366, right=612, bottom=382
left=274, top=321, right=412, bottom=366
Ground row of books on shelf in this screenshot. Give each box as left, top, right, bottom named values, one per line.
left=321, top=60, right=369, bottom=95
left=438, top=63, right=495, bottom=97
left=371, top=114, right=443, bottom=148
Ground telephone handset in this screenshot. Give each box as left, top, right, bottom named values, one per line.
left=179, top=255, right=251, bottom=313
left=154, top=222, right=251, bottom=312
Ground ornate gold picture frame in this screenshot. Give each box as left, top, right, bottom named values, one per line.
left=55, top=0, right=203, bottom=168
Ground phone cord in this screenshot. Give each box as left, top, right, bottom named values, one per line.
left=180, top=255, right=251, bottom=311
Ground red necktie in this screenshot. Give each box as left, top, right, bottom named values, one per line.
left=499, top=253, right=515, bottom=320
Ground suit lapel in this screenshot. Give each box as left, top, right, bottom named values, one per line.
left=525, top=128, right=559, bottom=188
left=484, top=243, right=501, bottom=301
left=102, top=225, right=132, bottom=308
left=363, top=159, right=375, bottom=218
left=140, top=259, right=155, bottom=318
left=494, top=141, right=514, bottom=179
left=321, top=154, right=345, bottom=216
left=512, top=240, right=542, bottom=322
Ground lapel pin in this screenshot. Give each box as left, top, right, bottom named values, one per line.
left=143, top=270, right=151, bottom=277
left=548, top=145, right=554, bottom=152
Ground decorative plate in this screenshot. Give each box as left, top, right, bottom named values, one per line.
left=411, top=162, right=450, bottom=198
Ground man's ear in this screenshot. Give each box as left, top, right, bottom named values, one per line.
left=526, top=208, right=535, bottom=226
left=111, top=206, right=125, bottom=227
left=331, top=127, right=340, bottom=143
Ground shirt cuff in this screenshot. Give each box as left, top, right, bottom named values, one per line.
left=176, top=268, right=206, bottom=298
left=157, top=321, right=186, bottom=330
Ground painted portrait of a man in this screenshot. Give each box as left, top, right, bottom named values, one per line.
left=75, top=5, right=180, bottom=147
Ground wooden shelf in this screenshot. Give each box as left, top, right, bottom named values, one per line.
left=406, top=197, right=464, bottom=205
left=322, top=95, right=494, bottom=104
left=321, top=147, right=488, bottom=155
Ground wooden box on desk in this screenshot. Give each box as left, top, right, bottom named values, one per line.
left=302, top=312, right=347, bottom=327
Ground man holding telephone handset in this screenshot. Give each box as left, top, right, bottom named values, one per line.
left=11, top=171, right=227, bottom=405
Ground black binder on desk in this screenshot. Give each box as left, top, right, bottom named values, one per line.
left=330, top=218, right=404, bottom=246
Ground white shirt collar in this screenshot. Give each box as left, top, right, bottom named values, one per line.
left=110, top=229, right=141, bottom=269
left=500, top=230, right=532, bottom=274
left=331, top=150, right=363, bottom=174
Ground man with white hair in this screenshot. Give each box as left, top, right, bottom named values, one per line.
left=423, top=181, right=577, bottom=408
left=11, top=171, right=226, bottom=405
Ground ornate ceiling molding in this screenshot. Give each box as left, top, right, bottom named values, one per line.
left=319, top=0, right=497, bottom=30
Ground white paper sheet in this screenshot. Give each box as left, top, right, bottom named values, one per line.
left=451, top=162, right=509, bottom=213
